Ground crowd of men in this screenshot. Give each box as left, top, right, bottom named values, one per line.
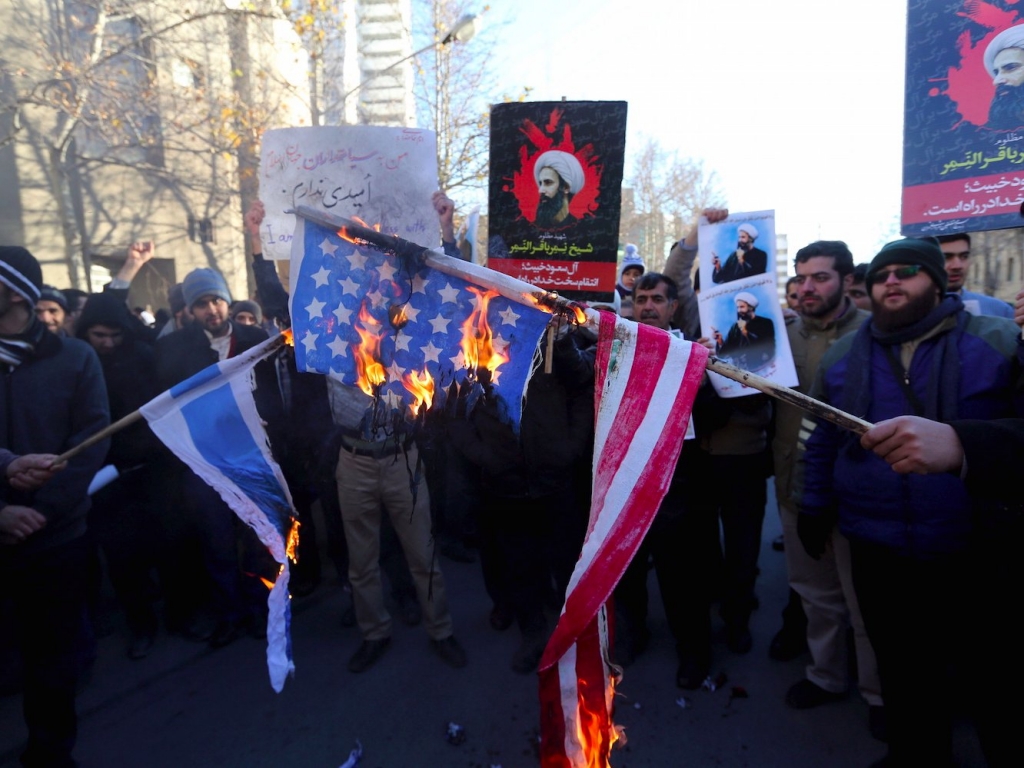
left=2, top=200, right=1021, bottom=766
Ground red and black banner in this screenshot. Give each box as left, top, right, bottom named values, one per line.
left=487, top=101, right=627, bottom=303
left=903, top=0, right=1024, bottom=236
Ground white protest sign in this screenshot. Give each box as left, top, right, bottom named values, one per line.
left=259, top=126, right=439, bottom=260
left=697, top=210, right=798, bottom=398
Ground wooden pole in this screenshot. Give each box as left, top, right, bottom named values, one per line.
left=53, top=333, right=291, bottom=466
left=706, top=357, right=872, bottom=435
left=53, top=411, right=144, bottom=466
left=292, top=207, right=873, bottom=435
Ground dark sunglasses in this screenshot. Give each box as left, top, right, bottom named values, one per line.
left=870, top=265, right=922, bottom=282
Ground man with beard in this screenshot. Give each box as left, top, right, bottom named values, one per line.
left=713, top=291, right=776, bottom=371
left=711, top=223, right=768, bottom=284
left=767, top=241, right=883, bottom=740
left=985, top=24, right=1024, bottom=131
left=533, top=150, right=585, bottom=229
left=797, top=237, right=1022, bottom=766
left=156, top=268, right=284, bottom=648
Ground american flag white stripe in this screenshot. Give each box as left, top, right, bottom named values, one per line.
left=539, top=313, right=708, bottom=766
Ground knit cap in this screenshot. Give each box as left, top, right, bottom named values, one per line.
left=618, top=245, right=646, bottom=286
left=230, top=299, right=264, bottom=325
left=866, top=238, right=947, bottom=292
left=39, top=285, right=68, bottom=312
left=0, top=246, right=43, bottom=306
left=182, top=268, right=231, bottom=308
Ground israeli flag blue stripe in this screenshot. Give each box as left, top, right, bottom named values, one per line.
left=140, top=333, right=296, bottom=692
left=180, top=383, right=293, bottom=540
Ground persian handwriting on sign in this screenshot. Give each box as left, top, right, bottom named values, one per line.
left=923, top=194, right=1024, bottom=217
left=285, top=177, right=372, bottom=209
left=264, top=146, right=415, bottom=174
left=940, top=146, right=1024, bottom=175
left=996, top=132, right=1023, bottom=146
left=507, top=240, right=596, bottom=257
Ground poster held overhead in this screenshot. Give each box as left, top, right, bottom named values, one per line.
left=697, top=210, right=798, bottom=397
left=487, top=101, right=627, bottom=303
left=903, top=1, right=1024, bottom=236
left=258, top=126, right=440, bottom=260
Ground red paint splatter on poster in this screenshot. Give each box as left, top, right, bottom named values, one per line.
left=503, top=108, right=604, bottom=225
left=935, top=2, right=1022, bottom=127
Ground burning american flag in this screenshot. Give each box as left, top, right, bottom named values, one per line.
left=539, top=312, right=708, bottom=766
left=289, top=216, right=551, bottom=426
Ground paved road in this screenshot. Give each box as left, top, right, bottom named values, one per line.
left=2, top=485, right=975, bottom=767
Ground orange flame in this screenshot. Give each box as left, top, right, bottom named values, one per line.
left=569, top=303, right=588, bottom=324
left=337, top=217, right=383, bottom=244
left=402, top=369, right=435, bottom=417
left=353, top=303, right=386, bottom=396
left=286, top=519, right=301, bottom=563
left=575, top=677, right=621, bottom=767
left=260, top=576, right=275, bottom=590
left=282, top=328, right=294, bottom=346
left=389, top=304, right=408, bottom=330
left=460, top=288, right=508, bottom=376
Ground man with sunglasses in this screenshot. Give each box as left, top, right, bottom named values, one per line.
left=796, top=237, right=1022, bottom=767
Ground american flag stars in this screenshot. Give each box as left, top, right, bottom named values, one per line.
left=290, top=219, right=552, bottom=425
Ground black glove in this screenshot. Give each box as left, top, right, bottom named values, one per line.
left=797, top=512, right=833, bottom=560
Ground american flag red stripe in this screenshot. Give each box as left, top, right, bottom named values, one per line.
left=539, top=312, right=708, bottom=766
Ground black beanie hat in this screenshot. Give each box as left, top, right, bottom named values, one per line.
left=866, top=237, right=947, bottom=293
left=39, top=285, right=69, bottom=312
left=0, top=246, right=43, bottom=306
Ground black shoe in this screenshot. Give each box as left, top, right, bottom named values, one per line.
left=489, top=605, right=514, bottom=632
left=127, top=632, right=155, bottom=661
left=398, top=596, right=422, bottom=627
left=869, top=705, right=888, bottom=742
left=209, top=620, right=243, bottom=649
left=676, top=657, right=710, bottom=690
left=785, top=679, right=847, bottom=709
left=177, top=616, right=215, bottom=643
left=431, top=635, right=468, bottom=669
left=511, top=634, right=546, bottom=674
left=768, top=626, right=808, bottom=661
left=348, top=638, right=391, bottom=673
left=726, top=626, right=753, bottom=654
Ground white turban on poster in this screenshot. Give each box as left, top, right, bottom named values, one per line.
left=533, top=151, right=586, bottom=194
left=737, top=223, right=759, bottom=240
left=735, top=291, right=759, bottom=308
left=984, top=24, right=1024, bottom=76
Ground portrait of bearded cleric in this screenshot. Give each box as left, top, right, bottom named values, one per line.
left=984, top=24, right=1024, bottom=131
left=533, top=150, right=586, bottom=230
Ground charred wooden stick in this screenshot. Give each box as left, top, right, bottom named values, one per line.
left=706, top=357, right=873, bottom=435
left=292, top=206, right=593, bottom=325
left=293, top=206, right=872, bottom=435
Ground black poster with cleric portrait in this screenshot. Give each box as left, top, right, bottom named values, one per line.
left=903, top=0, right=1024, bottom=236
left=487, top=101, right=627, bottom=303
